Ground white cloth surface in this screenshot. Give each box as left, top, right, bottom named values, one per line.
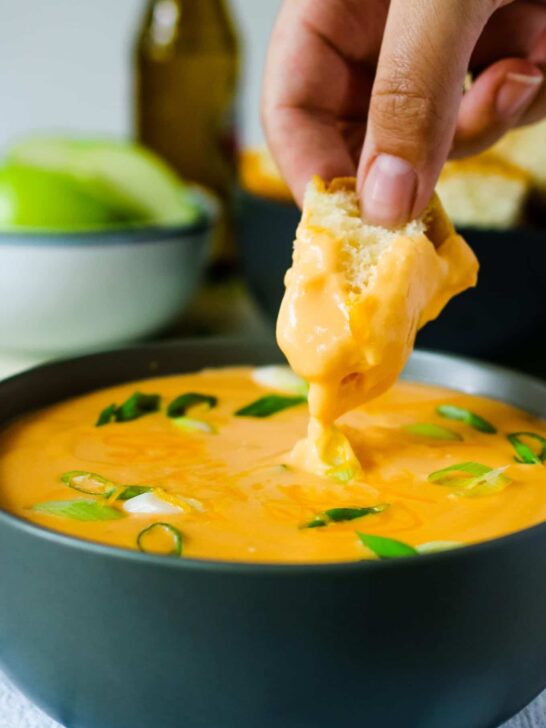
left=0, top=672, right=58, bottom=728
left=1, top=669, right=545, bottom=728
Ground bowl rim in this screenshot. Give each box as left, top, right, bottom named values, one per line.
left=0, top=185, right=219, bottom=246
left=0, top=339, right=544, bottom=575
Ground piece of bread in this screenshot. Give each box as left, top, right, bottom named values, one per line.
left=437, top=152, right=531, bottom=229
left=493, top=119, right=546, bottom=196
left=239, top=146, right=293, bottom=202
left=277, top=177, right=479, bottom=423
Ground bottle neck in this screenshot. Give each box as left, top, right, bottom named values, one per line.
left=142, top=0, right=237, bottom=51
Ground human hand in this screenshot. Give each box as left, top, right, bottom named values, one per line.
left=262, top=0, right=546, bottom=226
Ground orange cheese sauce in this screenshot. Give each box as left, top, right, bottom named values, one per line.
left=0, top=367, right=545, bottom=563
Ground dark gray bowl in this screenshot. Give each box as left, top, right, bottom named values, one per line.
left=236, top=189, right=546, bottom=377
left=0, top=339, right=545, bottom=728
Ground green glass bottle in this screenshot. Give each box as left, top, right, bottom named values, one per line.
left=135, top=0, right=240, bottom=266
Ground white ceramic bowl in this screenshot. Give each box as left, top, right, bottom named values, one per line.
left=0, top=188, right=217, bottom=355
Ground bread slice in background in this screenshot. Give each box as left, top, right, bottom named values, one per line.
left=241, top=136, right=545, bottom=229
left=277, top=177, right=479, bottom=423
left=493, top=119, right=546, bottom=196
left=437, top=152, right=531, bottom=229
left=239, top=146, right=292, bottom=202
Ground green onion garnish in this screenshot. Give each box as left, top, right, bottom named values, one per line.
left=326, top=466, right=358, bottom=483
left=303, top=504, right=388, bottom=529
left=117, top=485, right=153, bottom=501
left=137, top=522, right=183, bottom=557
left=167, top=393, right=217, bottom=418
left=32, top=499, right=123, bottom=521
left=428, top=461, right=510, bottom=496
left=404, top=423, right=462, bottom=441
left=171, top=416, right=216, bottom=434
left=507, top=432, right=546, bottom=464
left=357, top=532, right=417, bottom=559
left=95, top=392, right=161, bottom=426
left=96, top=403, right=117, bottom=427
left=252, top=366, right=309, bottom=396
left=61, top=470, right=117, bottom=498
left=436, top=404, right=496, bottom=434
left=416, top=541, right=463, bottom=554
left=235, top=394, right=307, bottom=418
left=115, top=392, right=161, bottom=422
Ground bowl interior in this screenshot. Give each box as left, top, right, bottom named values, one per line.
left=0, top=339, right=544, bottom=571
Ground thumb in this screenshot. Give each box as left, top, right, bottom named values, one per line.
left=358, top=0, right=494, bottom=226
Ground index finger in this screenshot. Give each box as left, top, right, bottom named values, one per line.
left=261, top=2, right=358, bottom=205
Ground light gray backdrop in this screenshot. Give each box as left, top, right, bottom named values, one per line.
left=0, top=0, right=282, bottom=150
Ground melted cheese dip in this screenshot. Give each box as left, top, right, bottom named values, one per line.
left=0, top=367, right=544, bottom=563
left=276, top=178, right=478, bottom=478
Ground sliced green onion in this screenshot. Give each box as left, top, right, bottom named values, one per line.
left=122, top=490, right=185, bottom=515
left=416, top=541, right=463, bottom=554
left=115, top=392, right=161, bottom=422
left=357, top=532, right=417, bottom=559
left=507, top=432, right=546, bottom=465
left=404, top=423, right=462, bottom=441
left=171, top=416, right=216, bottom=434
left=303, top=504, right=388, bottom=529
left=428, top=461, right=511, bottom=497
left=167, top=393, right=217, bottom=419
left=32, top=499, right=123, bottom=521
left=428, top=461, right=490, bottom=486
left=235, top=394, right=307, bottom=418
left=436, top=404, right=496, bottom=434
left=96, top=403, right=117, bottom=427
left=117, top=485, right=153, bottom=501
left=137, top=522, right=183, bottom=557
left=326, top=466, right=358, bottom=483
left=61, top=470, right=117, bottom=498
left=251, top=366, right=309, bottom=396
left=96, top=392, right=161, bottom=426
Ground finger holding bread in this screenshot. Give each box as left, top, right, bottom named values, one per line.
left=357, top=0, right=492, bottom=227
left=262, top=0, right=360, bottom=206
left=263, top=0, right=546, bottom=225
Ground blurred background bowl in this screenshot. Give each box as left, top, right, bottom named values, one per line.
left=237, top=187, right=546, bottom=377
left=0, top=187, right=218, bottom=355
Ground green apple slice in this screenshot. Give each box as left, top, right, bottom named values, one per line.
left=8, top=137, right=201, bottom=226
left=0, top=164, right=122, bottom=230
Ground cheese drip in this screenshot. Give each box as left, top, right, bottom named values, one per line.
left=277, top=177, right=479, bottom=478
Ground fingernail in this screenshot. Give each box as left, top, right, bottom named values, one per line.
left=362, top=154, right=417, bottom=227
left=496, top=71, right=543, bottom=118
